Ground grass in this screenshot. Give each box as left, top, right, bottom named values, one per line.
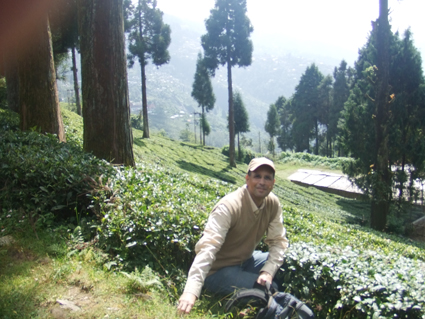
left=1, top=108, right=424, bottom=318
left=0, top=231, right=221, bottom=318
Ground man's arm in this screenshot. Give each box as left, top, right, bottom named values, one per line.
left=177, top=205, right=231, bottom=314
left=261, top=205, right=289, bottom=278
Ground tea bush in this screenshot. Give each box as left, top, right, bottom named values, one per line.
left=0, top=123, right=114, bottom=234
left=93, top=164, right=235, bottom=273
left=2, top=108, right=425, bottom=318
left=276, top=242, right=425, bottom=319
left=278, top=152, right=353, bottom=169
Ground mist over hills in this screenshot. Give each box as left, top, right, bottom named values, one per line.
left=59, top=14, right=345, bottom=149
left=126, top=14, right=343, bottom=148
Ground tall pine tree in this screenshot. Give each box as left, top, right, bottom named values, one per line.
left=275, top=96, right=293, bottom=152
left=317, top=75, right=333, bottom=156
left=265, top=104, right=279, bottom=157
left=233, top=92, right=249, bottom=160
left=339, top=8, right=425, bottom=230
left=191, top=52, right=215, bottom=146
left=290, top=64, right=324, bottom=153
left=126, top=0, right=171, bottom=138
left=330, top=60, right=351, bottom=156
left=202, top=0, right=253, bottom=167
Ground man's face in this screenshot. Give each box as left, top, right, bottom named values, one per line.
left=245, top=165, right=275, bottom=206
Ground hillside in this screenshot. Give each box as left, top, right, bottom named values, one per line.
left=1, top=108, right=425, bottom=318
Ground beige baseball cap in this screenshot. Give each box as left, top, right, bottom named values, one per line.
left=247, top=157, right=275, bottom=173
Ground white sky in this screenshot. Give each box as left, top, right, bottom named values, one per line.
left=156, top=0, right=425, bottom=65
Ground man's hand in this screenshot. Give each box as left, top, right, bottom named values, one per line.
left=257, top=271, right=273, bottom=286
left=177, top=292, right=197, bottom=315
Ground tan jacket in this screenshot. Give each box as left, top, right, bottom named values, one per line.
left=183, top=185, right=288, bottom=298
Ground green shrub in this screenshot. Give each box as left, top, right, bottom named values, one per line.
left=130, top=114, right=143, bottom=131
left=221, top=145, right=229, bottom=157
left=222, top=145, right=256, bottom=164
left=0, top=127, right=114, bottom=234
left=0, top=78, right=7, bottom=109
left=0, top=108, right=19, bottom=131
left=276, top=242, right=425, bottom=319
left=278, top=152, right=353, bottom=170
left=93, top=164, right=234, bottom=274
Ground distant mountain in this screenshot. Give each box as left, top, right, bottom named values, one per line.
left=58, top=14, right=343, bottom=149
left=126, top=14, right=342, bottom=148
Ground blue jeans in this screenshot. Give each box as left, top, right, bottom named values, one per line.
left=204, top=251, right=279, bottom=296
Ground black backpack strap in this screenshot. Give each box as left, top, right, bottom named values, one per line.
left=224, top=287, right=268, bottom=313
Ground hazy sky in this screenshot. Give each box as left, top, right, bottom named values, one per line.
left=155, top=0, right=425, bottom=65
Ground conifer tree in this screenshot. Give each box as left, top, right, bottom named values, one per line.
left=290, top=64, right=324, bottom=153
left=191, top=52, right=215, bottom=145
left=330, top=60, right=351, bottom=156
left=126, top=0, right=171, bottom=138
left=275, top=96, right=293, bottom=152
left=201, top=0, right=253, bottom=167
left=318, top=75, right=333, bottom=156
left=371, top=0, right=391, bottom=230
left=339, top=4, right=425, bottom=230
left=233, top=92, right=249, bottom=160
left=265, top=104, right=279, bottom=157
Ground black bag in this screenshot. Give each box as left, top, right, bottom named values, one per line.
left=225, top=282, right=314, bottom=319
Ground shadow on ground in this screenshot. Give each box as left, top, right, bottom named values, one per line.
left=176, top=160, right=237, bottom=184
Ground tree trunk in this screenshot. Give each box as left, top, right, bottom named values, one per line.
left=371, top=0, right=391, bottom=231
left=202, top=106, right=205, bottom=146
left=71, top=46, right=82, bottom=116
left=199, top=114, right=202, bottom=145
left=238, top=133, right=241, bottom=161
left=315, top=118, right=319, bottom=155
left=78, top=0, right=135, bottom=166
left=227, top=60, right=236, bottom=167
left=140, top=60, right=149, bottom=138
left=18, top=16, right=65, bottom=142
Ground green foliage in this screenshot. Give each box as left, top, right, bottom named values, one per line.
left=275, top=96, right=293, bottom=152
left=265, top=104, right=279, bottom=138
left=330, top=60, right=352, bottom=154
left=338, top=26, right=425, bottom=208
left=290, top=63, right=325, bottom=153
left=130, top=113, right=143, bottom=130
left=201, top=0, right=253, bottom=74
left=179, top=124, right=195, bottom=143
left=276, top=241, right=425, bottom=319
left=0, top=77, right=7, bottom=109
left=0, top=108, right=19, bottom=131
left=0, top=110, right=114, bottom=234
left=192, top=52, right=215, bottom=112
left=234, top=92, right=250, bottom=135
left=121, top=266, right=163, bottom=293
left=278, top=152, right=353, bottom=170
left=201, top=113, right=211, bottom=136
left=265, top=103, right=279, bottom=156
left=126, top=0, right=171, bottom=68
left=93, top=165, right=233, bottom=273
left=1, top=106, right=425, bottom=318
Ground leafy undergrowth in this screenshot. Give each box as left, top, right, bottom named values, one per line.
left=1, top=107, right=425, bottom=318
